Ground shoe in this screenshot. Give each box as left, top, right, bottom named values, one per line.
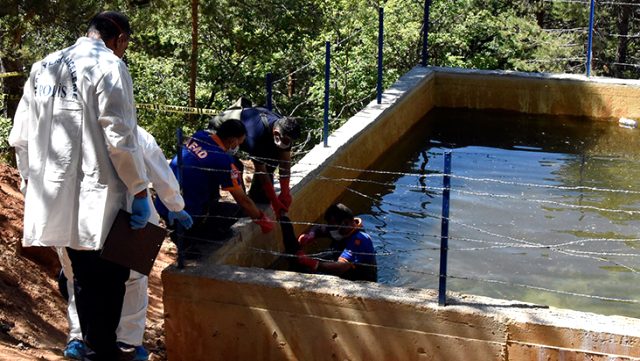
left=117, top=342, right=149, bottom=361
left=63, top=339, right=86, bottom=360
left=133, top=345, right=149, bottom=361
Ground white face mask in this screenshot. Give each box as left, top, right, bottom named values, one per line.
left=274, top=135, right=291, bottom=149
left=227, top=145, right=239, bottom=155
left=329, top=230, right=344, bottom=240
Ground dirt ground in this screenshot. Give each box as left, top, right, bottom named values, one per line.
left=0, top=162, right=173, bottom=360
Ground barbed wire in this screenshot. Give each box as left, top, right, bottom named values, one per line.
left=315, top=175, right=640, bottom=216
left=446, top=211, right=640, bottom=273
left=333, top=87, right=378, bottom=120
left=598, top=32, right=640, bottom=39
left=272, top=0, right=417, bottom=88
left=175, top=144, right=640, bottom=214
left=167, top=205, right=636, bottom=261
left=177, top=147, right=640, bottom=220
left=542, top=28, right=588, bottom=33
left=522, top=57, right=587, bottom=63
left=387, top=266, right=639, bottom=304
left=342, top=186, right=640, bottom=273
left=250, top=149, right=640, bottom=180
left=607, top=62, right=640, bottom=69
left=164, top=144, right=640, bottom=303
left=446, top=273, right=639, bottom=304
left=272, top=22, right=377, bottom=86
left=168, top=230, right=640, bottom=305
left=543, top=0, right=640, bottom=6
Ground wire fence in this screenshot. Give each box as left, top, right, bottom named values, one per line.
left=1, top=0, right=639, bottom=313
left=168, top=132, right=640, bottom=315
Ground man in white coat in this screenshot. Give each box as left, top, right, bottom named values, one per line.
left=57, top=127, right=193, bottom=360
left=9, top=11, right=151, bottom=361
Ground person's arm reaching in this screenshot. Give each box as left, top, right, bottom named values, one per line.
left=296, top=252, right=353, bottom=275
left=318, top=257, right=354, bottom=275
left=253, top=161, right=287, bottom=216
left=297, top=223, right=329, bottom=247
left=296, top=251, right=354, bottom=276
left=277, top=150, right=292, bottom=208
left=228, top=187, right=273, bottom=233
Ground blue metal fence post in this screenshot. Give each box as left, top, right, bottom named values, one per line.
left=421, top=0, right=431, bottom=67
left=377, top=7, right=384, bottom=104
left=586, top=0, right=595, bottom=77
left=266, top=72, right=273, bottom=110
left=323, top=41, right=330, bottom=147
left=176, top=128, right=185, bottom=269
left=438, top=151, right=452, bottom=306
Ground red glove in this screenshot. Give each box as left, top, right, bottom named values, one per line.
left=253, top=211, right=274, bottom=233
left=296, top=250, right=319, bottom=271
left=262, top=181, right=288, bottom=216
left=297, top=232, right=316, bottom=247
left=278, top=176, right=292, bottom=208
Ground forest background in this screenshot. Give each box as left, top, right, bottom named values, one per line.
left=1, top=0, right=638, bottom=160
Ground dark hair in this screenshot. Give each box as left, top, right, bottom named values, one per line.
left=216, top=119, right=246, bottom=139
left=275, top=116, right=301, bottom=140
left=87, top=11, right=132, bottom=41
left=324, top=203, right=354, bottom=224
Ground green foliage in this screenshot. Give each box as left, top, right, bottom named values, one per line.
left=0, top=115, right=14, bottom=164
left=1, top=0, right=639, bottom=160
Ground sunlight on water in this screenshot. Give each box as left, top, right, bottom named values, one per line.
left=337, top=109, right=640, bottom=318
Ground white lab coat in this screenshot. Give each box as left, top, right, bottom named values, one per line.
left=9, top=37, right=148, bottom=250
left=59, top=126, right=185, bottom=345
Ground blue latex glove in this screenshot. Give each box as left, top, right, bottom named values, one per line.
left=168, top=210, right=194, bottom=229
left=130, top=196, right=151, bottom=229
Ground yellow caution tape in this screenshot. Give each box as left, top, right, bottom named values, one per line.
left=0, top=94, right=219, bottom=116
left=0, top=72, right=23, bottom=79
left=0, top=93, right=21, bottom=101
left=136, top=103, right=219, bottom=115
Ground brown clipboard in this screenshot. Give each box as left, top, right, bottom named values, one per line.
left=100, top=210, right=168, bottom=276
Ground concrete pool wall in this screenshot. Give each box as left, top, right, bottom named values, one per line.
left=162, top=67, right=640, bottom=360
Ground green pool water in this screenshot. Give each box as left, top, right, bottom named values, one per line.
left=336, top=108, right=640, bottom=318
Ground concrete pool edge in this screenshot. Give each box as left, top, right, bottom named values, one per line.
left=163, top=66, right=640, bottom=360
left=163, top=264, right=640, bottom=360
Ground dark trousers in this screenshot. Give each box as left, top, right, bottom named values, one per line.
left=197, top=201, right=243, bottom=237
left=66, top=248, right=130, bottom=361
left=247, top=163, right=276, bottom=204
left=169, top=202, right=243, bottom=259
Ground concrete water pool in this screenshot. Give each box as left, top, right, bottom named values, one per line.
left=335, top=108, right=640, bottom=318
left=162, top=67, right=640, bottom=361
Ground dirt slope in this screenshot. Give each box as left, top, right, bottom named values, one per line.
left=0, top=163, right=170, bottom=360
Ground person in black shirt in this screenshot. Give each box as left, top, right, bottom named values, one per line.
left=209, top=98, right=301, bottom=217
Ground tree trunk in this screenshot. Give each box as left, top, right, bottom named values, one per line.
left=189, top=0, right=199, bottom=122
left=527, top=0, right=546, bottom=27
left=615, top=4, right=631, bottom=78
left=1, top=3, right=27, bottom=122
left=287, top=68, right=295, bottom=98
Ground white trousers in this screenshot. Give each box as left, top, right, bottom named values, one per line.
left=57, top=247, right=148, bottom=346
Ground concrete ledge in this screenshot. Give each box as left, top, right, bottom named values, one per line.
left=432, top=67, right=640, bottom=119
left=163, top=265, right=640, bottom=361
